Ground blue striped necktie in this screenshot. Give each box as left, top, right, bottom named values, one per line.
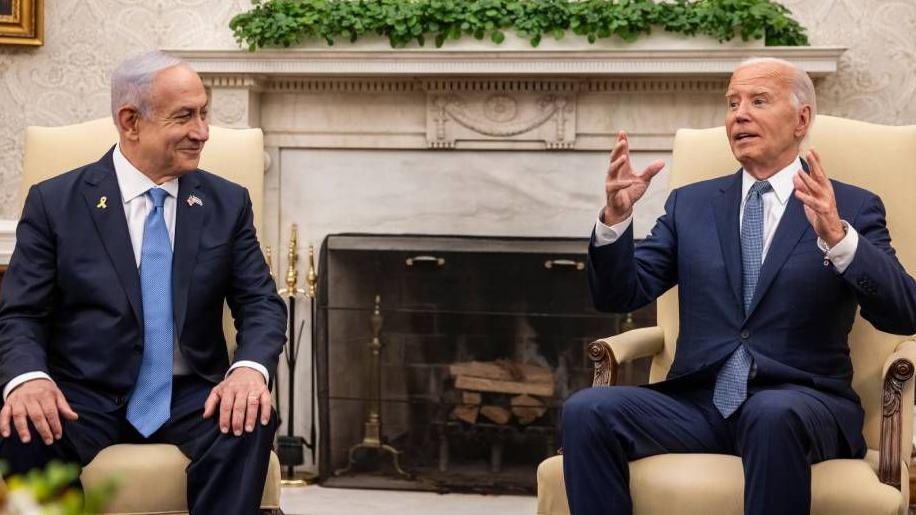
left=126, top=187, right=174, bottom=437
left=713, top=180, right=772, bottom=418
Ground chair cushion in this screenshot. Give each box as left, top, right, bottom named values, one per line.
left=80, top=444, right=281, bottom=515
left=536, top=453, right=905, bottom=515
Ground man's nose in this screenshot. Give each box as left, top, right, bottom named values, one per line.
left=190, top=117, right=209, bottom=142
left=733, top=100, right=751, bottom=121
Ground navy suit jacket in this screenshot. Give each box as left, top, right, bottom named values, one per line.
left=0, top=147, right=287, bottom=412
left=588, top=166, right=916, bottom=454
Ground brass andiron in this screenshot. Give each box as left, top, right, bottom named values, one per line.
left=276, top=225, right=317, bottom=486
left=334, top=295, right=411, bottom=479
left=306, top=245, right=317, bottom=299
left=305, top=244, right=318, bottom=469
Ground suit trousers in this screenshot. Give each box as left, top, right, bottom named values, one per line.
left=561, top=379, right=849, bottom=515
left=0, top=375, right=276, bottom=515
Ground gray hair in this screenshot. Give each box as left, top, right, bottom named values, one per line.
left=734, top=57, right=817, bottom=122
left=110, top=51, right=188, bottom=122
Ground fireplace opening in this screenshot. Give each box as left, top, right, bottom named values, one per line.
left=316, top=234, right=655, bottom=493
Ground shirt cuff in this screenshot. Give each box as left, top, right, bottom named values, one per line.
left=3, top=372, right=54, bottom=401
left=227, top=361, right=270, bottom=385
left=594, top=212, right=633, bottom=247
left=816, top=220, right=858, bottom=274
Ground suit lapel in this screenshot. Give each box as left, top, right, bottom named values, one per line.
left=81, top=148, right=144, bottom=327
left=744, top=159, right=811, bottom=319
left=172, top=172, right=205, bottom=342
left=712, top=170, right=744, bottom=312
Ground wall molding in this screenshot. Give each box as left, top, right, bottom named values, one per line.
left=260, top=78, right=732, bottom=94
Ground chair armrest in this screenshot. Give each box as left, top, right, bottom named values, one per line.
left=587, top=326, right=666, bottom=387
left=878, top=338, right=916, bottom=490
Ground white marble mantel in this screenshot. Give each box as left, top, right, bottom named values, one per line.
left=169, top=45, right=844, bottom=154
left=174, top=46, right=844, bottom=78
left=172, top=45, right=845, bottom=142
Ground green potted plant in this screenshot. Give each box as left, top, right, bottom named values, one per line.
left=230, top=0, right=808, bottom=51
left=0, top=461, right=117, bottom=515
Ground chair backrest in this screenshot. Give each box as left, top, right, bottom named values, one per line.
left=20, top=117, right=267, bottom=357
left=652, top=115, right=916, bottom=451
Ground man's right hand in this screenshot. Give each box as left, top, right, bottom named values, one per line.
left=0, top=379, right=77, bottom=445
left=604, top=130, right=666, bottom=225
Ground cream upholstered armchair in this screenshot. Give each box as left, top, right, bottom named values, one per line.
left=16, top=118, right=282, bottom=514
left=537, top=115, right=916, bottom=515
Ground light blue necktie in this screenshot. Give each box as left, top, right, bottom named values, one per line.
left=713, top=180, right=772, bottom=418
left=126, top=187, right=174, bottom=437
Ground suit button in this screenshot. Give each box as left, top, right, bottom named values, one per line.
left=740, top=330, right=750, bottom=339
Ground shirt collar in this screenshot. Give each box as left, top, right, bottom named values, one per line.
left=740, top=156, right=800, bottom=206
left=112, top=144, right=179, bottom=203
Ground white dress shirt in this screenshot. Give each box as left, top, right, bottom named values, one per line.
left=3, top=145, right=268, bottom=400
left=594, top=156, right=858, bottom=269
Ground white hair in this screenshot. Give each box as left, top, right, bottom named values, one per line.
left=110, top=51, right=188, bottom=122
left=734, top=57, right=817, bottom=122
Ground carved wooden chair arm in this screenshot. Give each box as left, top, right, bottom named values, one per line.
left=587, top=326, right=666, bottom=387
left=878, top=338, right=916, bottom=490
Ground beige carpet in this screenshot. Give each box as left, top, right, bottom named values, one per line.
left=280, top=486, right=536, bottom=515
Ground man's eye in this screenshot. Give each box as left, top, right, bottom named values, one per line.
left=753, top=98, right=766, bottom=106
left=728, top=101, right=738, bottom=110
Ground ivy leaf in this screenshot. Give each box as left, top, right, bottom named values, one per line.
left=491, top=30, right=506, bottom=44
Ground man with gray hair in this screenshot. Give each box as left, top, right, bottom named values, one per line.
left=0, top=50, right=286, bottom=514
left=562, top=58, right=916, bottom=514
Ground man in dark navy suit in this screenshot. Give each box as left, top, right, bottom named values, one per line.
left=562, top=58, right=916, bottom=515
left=0, top=51, right=286, bottom=515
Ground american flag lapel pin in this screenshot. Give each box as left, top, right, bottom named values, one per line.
left=186, top=194, right=203, bottom=207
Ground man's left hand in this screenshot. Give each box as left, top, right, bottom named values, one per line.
left=203, top=367, right=271, bottom=436
left=794, top=148, right=845, bottom=247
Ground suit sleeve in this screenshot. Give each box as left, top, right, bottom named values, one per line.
left=840, top=193, right=916, bottom=335
left=224, top=189, right=288, bottom=381
left=587, top=189, right=679, bottom=313
left=0, top=185, right=56, bottom=387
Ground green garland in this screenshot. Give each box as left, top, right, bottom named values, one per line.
left=230, top=0, right=809, bottom=51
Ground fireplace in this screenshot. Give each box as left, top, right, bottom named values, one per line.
left=167, top=43, right=842, bottom=484
left=316, top=234, right=655, bottom=493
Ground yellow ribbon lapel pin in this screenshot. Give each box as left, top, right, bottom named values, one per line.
left=96, top=196, right=107, bottom=209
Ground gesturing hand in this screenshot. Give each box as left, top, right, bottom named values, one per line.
left=203, top=367, right=271, bottom=436
left=793, top=148, right=845, bottom=247
left=0, top=379, right=78, bottom=445
left=604, top=130, right=666, bottom=226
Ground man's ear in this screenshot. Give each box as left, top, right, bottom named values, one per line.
left=795, top=104, right=812, bottom=140
left=116, top=107, right=141, bottom=141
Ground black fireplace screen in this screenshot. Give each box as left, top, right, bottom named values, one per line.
left=316, top=234, right=655, bottom=494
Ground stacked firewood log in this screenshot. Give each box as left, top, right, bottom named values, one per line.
left=448, top=360, right=554, bottom=426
